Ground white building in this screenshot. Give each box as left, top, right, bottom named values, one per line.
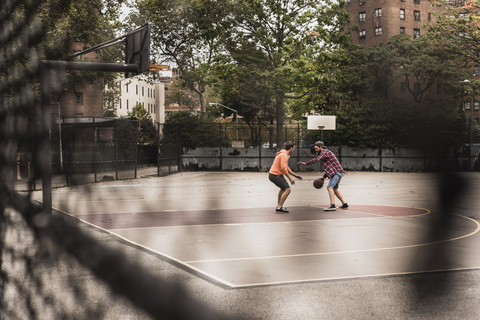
left=116, top=77, right=165, bottom=125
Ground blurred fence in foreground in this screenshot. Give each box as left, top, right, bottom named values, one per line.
left=0, top=3, right=226, bottom=320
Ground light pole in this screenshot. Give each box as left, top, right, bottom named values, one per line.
left=208, top=102, right=239, bottom=140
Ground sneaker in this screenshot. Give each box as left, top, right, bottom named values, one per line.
left=339, top=203, right=349, bottom=209
left=276, top=207, right=289, bottom=214
left=324, top=204, right=336, bottom=211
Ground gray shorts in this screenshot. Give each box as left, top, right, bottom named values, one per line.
left=269, top=173, right=290, bottom=190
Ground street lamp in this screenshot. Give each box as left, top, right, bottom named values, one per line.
left=208, top=102, right=239, bottom=140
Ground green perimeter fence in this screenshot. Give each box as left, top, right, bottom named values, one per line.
left=15, top=120, right=480, bottom=191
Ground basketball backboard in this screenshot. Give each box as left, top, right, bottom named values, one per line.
left=307, top=115, right=336, bottom=130
left=125, top=24, right=150, bottom=78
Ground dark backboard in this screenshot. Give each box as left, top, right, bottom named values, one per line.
left=125, top=24, right=150, bottom=78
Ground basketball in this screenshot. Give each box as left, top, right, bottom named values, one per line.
left=313, top=178, right=324, bottom=189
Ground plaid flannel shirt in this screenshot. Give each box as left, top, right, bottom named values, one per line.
left=305, top=148, right=344, bottom=179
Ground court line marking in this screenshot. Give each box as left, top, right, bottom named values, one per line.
left=184, top=213, right=480, bottom=264
left=53, top=204, right=480, bottom=289
left=229, top=266, right=480, bottom=289
left=311, top=204, right=431, bottom=218
left=54, top=206, right=237, bottom=288
left=99, top=184, right=142, bottom=188
left=108, top=207, right=431, bottom=231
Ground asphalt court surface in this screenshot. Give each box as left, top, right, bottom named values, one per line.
left=50, top=172, right=480, bottom=288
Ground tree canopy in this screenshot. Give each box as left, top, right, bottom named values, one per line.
left=128, top=0, right=475, bottom=149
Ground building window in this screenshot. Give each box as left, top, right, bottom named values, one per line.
left=475, top=101, right=479, bottom=111
left=414, top=10, right=420, bottom=21
left=465, top=101, right=471, bottom=110
left=414, top=0, right=420, bottom=4
left=400, top=82, right=407, bottom=93
left=413, top=29, right=420, bottom=38
left=428, top=12, right=432, bottom=21
left=359, top=12, right=366, bottom=22
left=345, top=0, right=350, bottom=5
left=400, top=27, right=405, bottom=34
left=120, top=99, right=122, bottom=110
left=375, top=27, right=382, bottom=36
left=127, top=100, right=129, bottom=111
left=359, top=0, right=365, bottom=5
left=75, top=92, right=83, bottom=105
left=374, top=8, right=382, bottom=18
left=359, top=29, right=366, bottom=40
left=474, top=65, right=479, bottom=76
left=400, top=9, right=405, bottom=20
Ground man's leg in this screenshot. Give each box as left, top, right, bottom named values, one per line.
left=334, top=189, right=346, bottom=205
left=277, top=188, right=291, bottom=208
left=327, top=187, right=336, bottom=205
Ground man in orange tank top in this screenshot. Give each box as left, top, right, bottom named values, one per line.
left=268, top=141, right=303, bottom=213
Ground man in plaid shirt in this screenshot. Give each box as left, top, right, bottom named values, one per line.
left=298, top=141, right=348, bottom=211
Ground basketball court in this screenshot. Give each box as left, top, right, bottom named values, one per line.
left=46, top=171, right=480, bottom=289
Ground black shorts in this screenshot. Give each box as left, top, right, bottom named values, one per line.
left=269, top=173, right=290, bottom=190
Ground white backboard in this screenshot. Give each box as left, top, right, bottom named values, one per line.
left=307, top=115, right=336, bottom=130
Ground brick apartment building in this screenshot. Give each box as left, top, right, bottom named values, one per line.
left=344, top=0, right=480, bottom=123
left=345, top=0, right=440, bottom=47
left=52, top=39, right=105, bottom=119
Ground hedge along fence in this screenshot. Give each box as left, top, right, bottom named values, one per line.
left=181, top=145, right=480, bottom=172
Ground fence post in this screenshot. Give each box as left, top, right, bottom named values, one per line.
left=115, top=119, right=118, bottom=180
left=134, top=119, right=138, bottom=179
left=219, top=123, right=223, bottom=170
left=157, top=122, right=160, bottom=176
left=378, top=148, right=383, bottom=172
left=39, top=62, right=52, bottom=212
left=64, top=121, right=69, bottom=186
left=258, top=126, right=262, bottom=171
left=296, top=122, right=300, bottom=169
left=93, top=117, right=97, bottom=183
left=177, top=123, right=182, bottom=172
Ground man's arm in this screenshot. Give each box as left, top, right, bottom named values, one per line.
left=298, top=152, right=323, bottom=166
left=287, top=166, right=303, bottom=181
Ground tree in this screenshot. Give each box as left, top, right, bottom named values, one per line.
left=37, top=0, right=125, bottom=62
left=348, top=34, right=470, bottom=103
left=165, top=80, right=201, bottom=111
left=225, top=0, right=351, bottom=145
left=210, top=44, right=277, bottom=146
left=131, top=0, right=232, bottom=113
left=125, top=104, right=158, bottom=145
left=430, top=0, right=480, bottom=65
left=162, top=111, right=221, bottom=149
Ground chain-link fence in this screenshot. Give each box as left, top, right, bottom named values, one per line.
left=158, top=121, right=480, bottom=173
left=1, top=3, right=226, bottom=319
